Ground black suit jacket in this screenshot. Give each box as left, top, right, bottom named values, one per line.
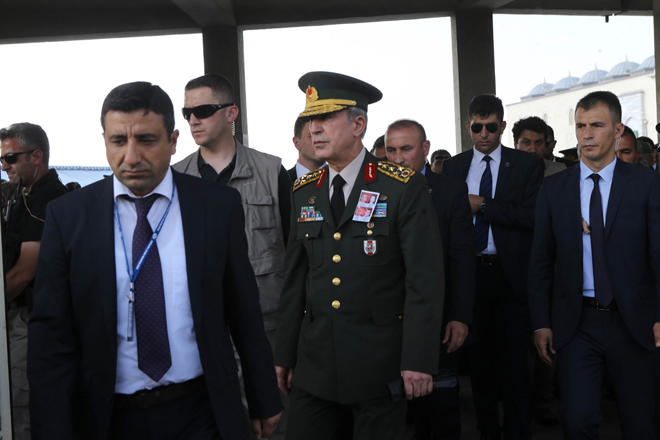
left=441, top=146, right=543, bottom=302
left=529, top=160, right=660, bottom=351
left=28, top=170, right=282, bottom=439
left=287, top=166, right=297, bottom=183
left=424, top=164, right=475, bottom=327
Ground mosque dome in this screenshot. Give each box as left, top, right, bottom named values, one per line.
left=521, top=82, right=554, bottom=100
left=552, top=75, right=579, bottom=91
left=575, top=68, right=607, bottom=86
left=603, top=59, right=639, bottom=79
left=632, top=55, right=655, bottom=72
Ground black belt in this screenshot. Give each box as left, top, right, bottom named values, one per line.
left=583, top=297, right=618, bottom=311
left=477, top=254, right=500, bottom=265
left=114, top=376, right=206, bottom=410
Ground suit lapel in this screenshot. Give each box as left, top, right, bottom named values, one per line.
left=311, top=169, right=335, bottom=230
left=456, top=150, right=473, bottom=181
left=495, top=146, right=513, bottom=199
left=604, top=160, right=629, bottom=240
left=92, top=178, right=119, bottom=347
left=173, top=171, right=204, bottom=332
left=337, top=153, right=377, bottom=229
left=565, top=164, right=583, bottom=248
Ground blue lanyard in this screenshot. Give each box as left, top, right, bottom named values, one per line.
left=114, top=184, right=176, bottom=341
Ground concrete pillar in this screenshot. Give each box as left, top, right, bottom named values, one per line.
left=451, top=10, right=497, bottom=152
left=202, top=25, right=247, bottom=144
left=654, top=0, right=660, bottom=142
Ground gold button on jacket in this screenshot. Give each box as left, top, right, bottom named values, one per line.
left=332, top=277, right=341, bottom=286
left=332, top=300, right=341, bottom=309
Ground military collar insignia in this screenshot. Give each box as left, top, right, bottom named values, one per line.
left=293, top=168, right=325, bottom=192
left=376, top=160, right=415, bottom=183
left=365, top=162, right=377, bottom=182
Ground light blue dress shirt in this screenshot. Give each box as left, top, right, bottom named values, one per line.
left=580, top=158, right=617, bottom=298
left=467, top=145, right=502, bottom=255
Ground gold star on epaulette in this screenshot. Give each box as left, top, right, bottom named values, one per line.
left=377, top=161, right=415, bottom=183
left=293, top=168, right=324, bottom=192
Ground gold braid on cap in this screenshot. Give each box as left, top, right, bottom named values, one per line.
left=299, top=85, right=357, bottom=117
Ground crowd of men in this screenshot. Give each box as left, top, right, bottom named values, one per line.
left=0, top=69, right=658, bottom=440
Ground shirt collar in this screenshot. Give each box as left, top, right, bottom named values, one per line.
left=579, top=157, right=617, bottom=184
left=473, top=144, right=502, bottom=164
left=113, top=167, right=174, bottom=201
left=328, top=148, right=366, bottom=187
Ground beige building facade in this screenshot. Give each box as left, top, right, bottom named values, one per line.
left=506, top=56, right=656, bottom=154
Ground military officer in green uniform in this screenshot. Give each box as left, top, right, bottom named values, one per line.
left=275, top=72, right=445, bottom=440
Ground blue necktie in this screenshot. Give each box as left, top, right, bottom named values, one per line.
left=130, top=194, right=172, bottom=382
left=474, top=156, right=492, bottom=253
left=588, top=174, right=614, bottom=307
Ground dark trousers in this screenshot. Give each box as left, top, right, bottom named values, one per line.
left=557, top=306, right=657, bottom=440
left=408, top=350, right=461, bottom=440
left=286, top=385, right=406, bottom=440
left=108, top=388, right=221, bottom=440
left=469, top=262, right=531, bottom=439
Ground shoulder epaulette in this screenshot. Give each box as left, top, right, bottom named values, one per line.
left=293, top=168, right=324, bottom=192
left=377, top=161, right=415, bottom=183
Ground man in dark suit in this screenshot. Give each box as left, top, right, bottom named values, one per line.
left=276, top=72, right=444, bottom=440
left=442, top=95, right=543, bottom=440
left=27, top=82, right=282, bottom=439
left=289, top=117, right=325, bottom=182
left=544, top=125, right=577, bottom=167
left=385, top=119, right=475, bottom=440
left=530, top=90, right=660, bottom=439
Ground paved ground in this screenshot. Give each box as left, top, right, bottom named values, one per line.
left=406, top=374, right=623, bottom=439
left=457, top=375, right=622, bottom=440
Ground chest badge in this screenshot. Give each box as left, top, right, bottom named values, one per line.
left=373, top=203, right=387, bottom=218
left=299, top=206, right=324, bottom=222
left=364, top=239, right=377, bottom=256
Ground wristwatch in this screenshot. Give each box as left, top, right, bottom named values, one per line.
left=479, top=200, right=486, bottom=212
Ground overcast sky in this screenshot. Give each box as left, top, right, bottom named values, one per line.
left=0, top=14, right=653, bottom=169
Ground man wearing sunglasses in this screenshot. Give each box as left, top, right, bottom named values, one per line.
left=173, top=73, right=291, bottom=439
left=0, top=122, right=68, bottom=440
left=430, top=150, right=452, bottom=174
left=442, top=95, right=543, bottom=440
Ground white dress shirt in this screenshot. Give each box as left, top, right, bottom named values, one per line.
left=328, top=147, right=367, bottom=201
left=113, top=168, right=203, bottom=394
left=295, top=161, right=312, bottom=178
left=467, top=145, right=502, bottom=255
left=580, top=158, right=616, bottom=298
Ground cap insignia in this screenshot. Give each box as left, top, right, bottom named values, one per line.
left=306, top=86, right=319, bottom=103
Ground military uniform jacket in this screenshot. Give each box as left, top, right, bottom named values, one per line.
left=275, top=151, right=444, bottom=404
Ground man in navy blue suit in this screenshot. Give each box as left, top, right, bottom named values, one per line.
left=442, top=95, right=542, bottom=440
left=385, top=119, right=475, bottom=440
left=530, top=90, right=660, bottom=439
left=28, top=82, right=282, bottom=439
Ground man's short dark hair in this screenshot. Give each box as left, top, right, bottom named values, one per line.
left=430, top=149, right=451, bottom=162
left=468, top=95, right=504, bottom=123
left=0, top=122, right=50, bottom=165
left=386, top=119, right=427, bottom=143
left=576, top=91, right=622, bottom=124
left=294, top=117, right=308, bottom=138
left=371, top=135, right=385, bottom=154
left=101, top=82, right=175, bottom=139
left=637, top=136, right=655, bottom=150
left=547, top=125, right=555, bottom=143
left=511, top=116, right=549, bottom=145
left=622, top=125, right=637, bottom=145
left=185, top=73, right=234, bottom=103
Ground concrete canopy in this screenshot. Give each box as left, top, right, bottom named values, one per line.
left=0, top=0, right=652, bottom=44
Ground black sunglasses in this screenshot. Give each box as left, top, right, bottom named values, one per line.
left=433, top=155, right=451, bottom=162
left=181, top=103, right=234, bottom=121
left=0, top=150, right=36, bottom=165
left=470, top=122, right=499, bottom=134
